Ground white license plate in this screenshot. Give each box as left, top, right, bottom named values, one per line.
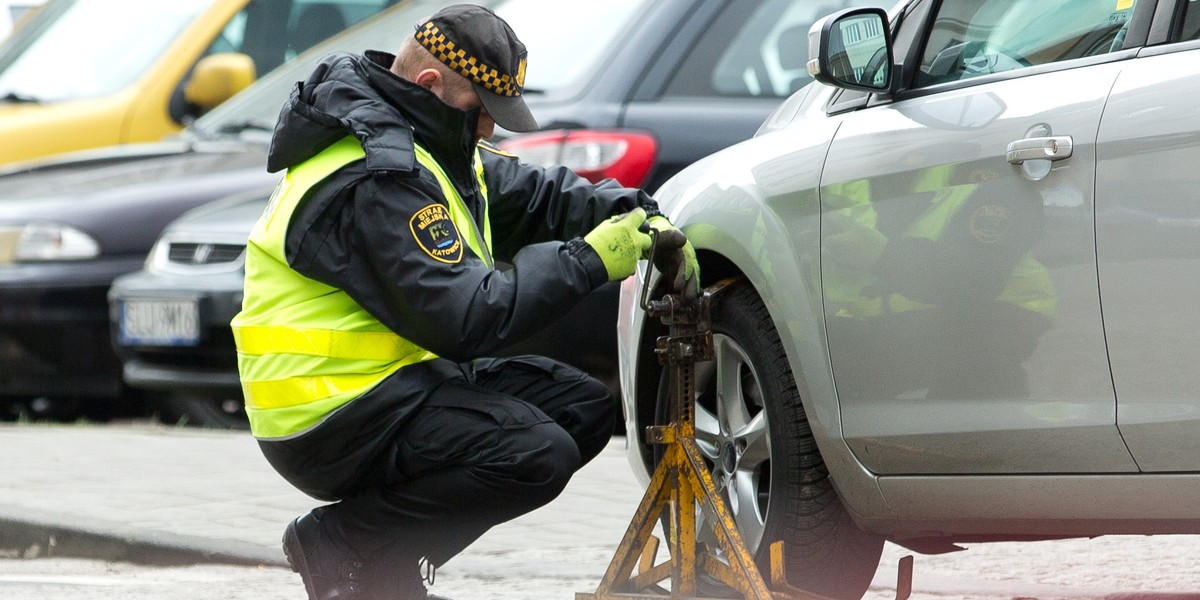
left=119, top=299, right=200, bottom=346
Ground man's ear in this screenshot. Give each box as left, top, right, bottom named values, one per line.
left=412, top=68, right=443, bottom=95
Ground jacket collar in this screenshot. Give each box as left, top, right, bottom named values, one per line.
left=267, top=51, right=480, bottom=185
left=361, top=51, right=480, bottom=179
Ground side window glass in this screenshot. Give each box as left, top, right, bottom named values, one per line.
left=200, top=0, right=392, bottom=78
left=664, top=0, right=888, bottom=99
left=1182, top=0, right=1200, bottom=40
left=916, top=0, right=1136, bottom=87
left=286, top=0, right=392, bottom=61
left=208, top=12, right=248, bottom=56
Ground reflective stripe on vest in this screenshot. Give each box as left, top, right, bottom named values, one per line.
left=232, top=136, right=492, bottom=438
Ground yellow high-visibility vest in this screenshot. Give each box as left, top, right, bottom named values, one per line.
left=232, top=136, right=492, bottom=438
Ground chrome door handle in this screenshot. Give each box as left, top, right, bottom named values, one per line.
left=1006, top=136, right=1073, bottom=164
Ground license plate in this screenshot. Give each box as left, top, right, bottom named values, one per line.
left=119, top=299, right=200, bottom=346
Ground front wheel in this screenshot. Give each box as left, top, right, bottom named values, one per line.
left=654, top=282, right=883, bottom=599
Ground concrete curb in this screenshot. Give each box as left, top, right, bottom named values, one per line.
left=0, top=506, right=286, bottom=568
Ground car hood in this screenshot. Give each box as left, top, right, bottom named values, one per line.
left=0, top=138, right=267, bottom=197
left=0, top=139, right=276, bottom=254
left=163, top=190, right=268, bottom=238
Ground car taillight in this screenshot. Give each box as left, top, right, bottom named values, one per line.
left=498, top=129, right=658, bottom=188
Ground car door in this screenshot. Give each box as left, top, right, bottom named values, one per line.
left=818, top=0, right=1148, bottom=474
left=1097, top=0, right=1200, bottom=471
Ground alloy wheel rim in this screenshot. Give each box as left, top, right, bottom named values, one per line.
left=692, top=333, right=771, bottom=552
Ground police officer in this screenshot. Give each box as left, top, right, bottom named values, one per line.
left=231, top=4, right=696, bottom=600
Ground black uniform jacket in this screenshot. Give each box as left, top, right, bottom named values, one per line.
left=265, top=50, right=659, bottom=363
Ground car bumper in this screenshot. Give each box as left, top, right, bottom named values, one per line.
left=0, top=257, right=146, bottom=399
left=108, top=268, right=243, bottom=396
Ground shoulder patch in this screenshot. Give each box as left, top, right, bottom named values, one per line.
left=410, top=203, right=463, bottom=263
left=478, top=140, right=516, bottom=158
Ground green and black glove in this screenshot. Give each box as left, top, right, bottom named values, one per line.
left=584, top=208, right=654, bottom=281
left=646, top=215, right=700, bottom=296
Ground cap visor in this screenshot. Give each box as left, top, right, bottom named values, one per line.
left=476, top=84, right=538, bottom=133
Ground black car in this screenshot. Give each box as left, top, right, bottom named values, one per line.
left=108, top=0, right=884, bottom=428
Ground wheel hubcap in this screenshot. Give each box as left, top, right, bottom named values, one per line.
left=720, top=441, right=737, bottom=474
left=692, top=333, right=770, bottom=551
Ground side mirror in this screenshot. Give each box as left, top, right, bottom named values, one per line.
left=184, top=53, right=257, bottom=111
left=807, top=8, right=893, bottom=94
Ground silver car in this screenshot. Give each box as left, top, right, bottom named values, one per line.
left=617, top=0, right=1200, bottom=598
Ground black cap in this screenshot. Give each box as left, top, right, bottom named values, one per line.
left=414, top=4, right=538, bottom=132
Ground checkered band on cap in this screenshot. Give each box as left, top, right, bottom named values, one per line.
left=416, top=21, right=524, bottom=98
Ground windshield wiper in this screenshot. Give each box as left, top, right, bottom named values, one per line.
left=0, top=91, right=40, bottom=104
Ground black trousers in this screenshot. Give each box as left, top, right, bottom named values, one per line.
left=259, top=355, right=617, bottom=567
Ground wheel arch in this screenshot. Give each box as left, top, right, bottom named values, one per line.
left=624, top=112, right=894, bottom=523
left=629, top=206, right=893, bottom=526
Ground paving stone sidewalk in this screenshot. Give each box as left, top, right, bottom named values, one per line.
left=2, top=423, right=1198, bottom=600
left=0, top=423, right=641, bottom=567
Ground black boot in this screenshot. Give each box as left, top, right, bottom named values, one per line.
left=283, top=508, right=366, bottom=600
left=367, top=554, right=454, bottom=600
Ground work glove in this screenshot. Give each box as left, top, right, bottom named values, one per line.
left=646, top=215, right=700, bottom=297
left=584, top=208, right=653, bottom=281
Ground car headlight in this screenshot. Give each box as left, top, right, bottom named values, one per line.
left=0, top=222, right=101, bottom=263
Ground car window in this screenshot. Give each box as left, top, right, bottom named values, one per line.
left=664, top=0, right=888, bottom=99
left=192, top=1, right=427, bottom=138
left=203, top=0, right=393, bottom=76
left=0, top=0, right=217, bottom=102
left=915, top=0, right=1137, bottom=87
left=1182, top=0, right=1200, bottom=40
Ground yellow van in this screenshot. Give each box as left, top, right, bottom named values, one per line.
left=0, top=0, right=394, bottom=166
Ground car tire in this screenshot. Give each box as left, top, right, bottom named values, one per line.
left=156, top=393, right=249, bottom=430
left=652, top=282, right=883, bottom=600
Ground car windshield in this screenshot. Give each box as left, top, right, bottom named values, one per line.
left=492, top=0, right=648, bottom=93
left=192, top=0, right=650, bottom=138
left=0, top=0, right=216, bottom=103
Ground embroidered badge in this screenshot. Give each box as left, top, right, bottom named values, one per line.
left=410, top=204, right=463, bottom=263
